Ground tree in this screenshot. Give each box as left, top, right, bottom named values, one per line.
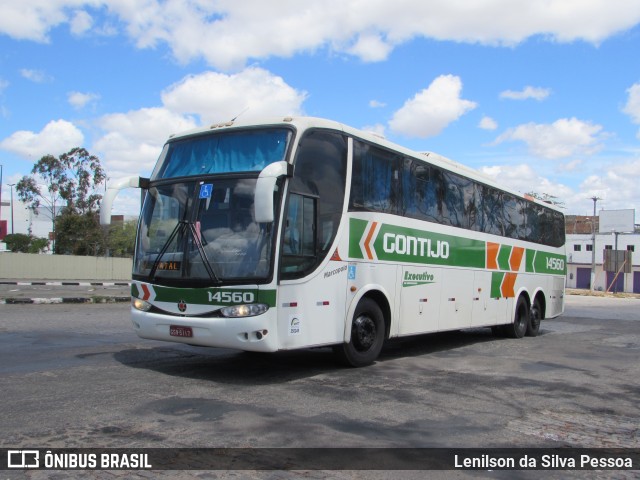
left=16, top=148, right=106, bottom=254
left=107, top=220, right=137, bottom=257
left=3, top=233, right=50, bottom=253
left=54, top=211, right=106, bottom=256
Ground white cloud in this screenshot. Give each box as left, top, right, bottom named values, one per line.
left=68, top=91, right=100, bottom=109
left=346, top=32, right=394, bottom=62
left=578, top=157, right=640, bottom=210
left=369, top=100, right=386, bottom=108
left=389, top=75, right=477, bottom=138
left=0, top=78, right=8, bottom=93
left=493, top=118, right=604, bottom=159
left=161, top=67, right=307, bottom=124
left=558, top=159, right=583, bottom=172
left=2, top=1, right=640, bottom=69
left=479, top=116, right=498, bottom=130
left=500, top=86, right=551, bottom=101
left=0, top=1, right=67, bottom=42
left=20, top=69, right=52, bottom=83
left=0, top=119, right=84, bottom=158
left=70, top=10, right=93, bottom=35
left=480, top=154, right=640, bottom=215
left=623, top=82, right=640, bottom=138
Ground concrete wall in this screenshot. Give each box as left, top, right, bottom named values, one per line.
left=0, top=253, right=133, bottom=280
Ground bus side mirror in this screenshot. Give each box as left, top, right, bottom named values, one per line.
left=254, top=161, right=293, bottom=223
left=100, top=176, right=149, bottom=225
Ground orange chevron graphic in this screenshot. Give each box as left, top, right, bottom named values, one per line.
left=509, top=247, right=525, bottom=271
left=363, top=222, right=378, bottom=260
left=502, top=272, right=518, bottom=298
left=487, top=242, right=500, bottom=269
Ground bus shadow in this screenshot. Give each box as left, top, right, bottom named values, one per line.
left=380, top=327, right=505, bottom=361
left=113, top=344, right=341, bottom=385
left=113, top=327, right=547, bottom=385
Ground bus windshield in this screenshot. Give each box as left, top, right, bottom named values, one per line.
left=152, top=128, right=291, bottom=179
left=134, top=177, right=274, bottom=284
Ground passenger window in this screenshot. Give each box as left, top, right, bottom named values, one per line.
left=350, top=141, right=402, bottom=214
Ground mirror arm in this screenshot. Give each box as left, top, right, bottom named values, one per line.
left=100, top=176, right=149, bottom=225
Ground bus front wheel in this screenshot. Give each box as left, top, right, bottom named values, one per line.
left=334, top=298, right=385, bottom=367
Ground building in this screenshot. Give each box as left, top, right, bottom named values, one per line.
left=565, top=214, right=640, bottom=293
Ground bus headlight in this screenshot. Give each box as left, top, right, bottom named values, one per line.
left=220, top=304, right=268, bottom=318
left=132, top=297, right=152, bottom=312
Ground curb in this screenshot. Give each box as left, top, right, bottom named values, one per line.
left=0, top=281, right=132, bottom=305
left=1, top=296, right=131, bottom=305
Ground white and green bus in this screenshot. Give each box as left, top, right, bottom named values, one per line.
left=101, top=116, right=566, bottom=367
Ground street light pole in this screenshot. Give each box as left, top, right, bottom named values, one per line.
left=8, top=183, right=15, bottom=234
left=590, top=196, right=601, bottom=291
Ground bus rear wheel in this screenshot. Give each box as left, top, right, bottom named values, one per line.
left=527, top=298, right=543, bottom=337
left=334, top=298, right=385, bottom=367
left=505, top=296, right=529, bottom=339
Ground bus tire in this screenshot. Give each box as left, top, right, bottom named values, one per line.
left=527, top=298, right=543, bottom=337
left=505, top=296, right=529, bottom=339
left=334, top=298, right=385, bottom=367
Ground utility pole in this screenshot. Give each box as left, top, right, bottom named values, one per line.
left=590, top=196, right=601, bottom=291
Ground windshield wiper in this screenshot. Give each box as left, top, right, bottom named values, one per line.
left=148, top=220, right=221, bottom=284
left=148, top=220, right=187, bottom=280
left=187, top=222, right=220, bottom=283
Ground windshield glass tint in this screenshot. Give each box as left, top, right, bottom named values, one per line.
left=134, top=178, right=273, bottom=283
left=153, top=128, right=291, bottom=179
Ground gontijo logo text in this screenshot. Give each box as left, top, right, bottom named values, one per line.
left=383, top=232, right=449, bottom=259
left=349, top=218, right=485, bottom=268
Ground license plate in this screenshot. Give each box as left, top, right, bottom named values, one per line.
left=170, top=325, right=193, bottom=338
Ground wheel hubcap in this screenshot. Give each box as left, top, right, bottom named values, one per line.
left=352, top=314, right=376, bottom=352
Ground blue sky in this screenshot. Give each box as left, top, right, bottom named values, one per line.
left=1, top=1, right=640, bottom=224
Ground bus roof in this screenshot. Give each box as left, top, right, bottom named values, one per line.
left=167, top=116, right=563, bottom=213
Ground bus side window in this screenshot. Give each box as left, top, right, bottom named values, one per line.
left=281, top=130, right=347, bottom=279
left=281, top=193, right=317, bottom=273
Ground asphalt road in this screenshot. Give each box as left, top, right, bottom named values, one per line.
left=1, top=295, right=639, bottom=479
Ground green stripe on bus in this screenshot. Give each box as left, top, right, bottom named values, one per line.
left=349, top=218, right=565, bottom=275
left=526, top=249, right=536, bottom=273
left=491, top=272, right=504, bottom=298
left=497, top=245, right=512, bottom=271
left=150, top=286, right=277, bottom=307
left=533, top=251, right=567, bottom=275
left=349, top=218, right=369, bottom=259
